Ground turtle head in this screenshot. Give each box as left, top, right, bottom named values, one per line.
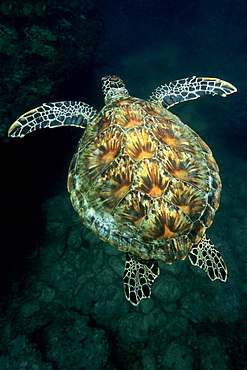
left=102, top=75, right=130, bottom=105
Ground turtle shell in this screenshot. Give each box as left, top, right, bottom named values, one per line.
left=67, top=97, right=221, bottom=264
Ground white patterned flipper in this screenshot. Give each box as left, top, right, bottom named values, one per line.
left=188, top=234, right=227, bottom=282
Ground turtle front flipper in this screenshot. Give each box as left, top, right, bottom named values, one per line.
left=148, top=76, right=237, bottom=109
left=8, top=101, right=98, bottom=138
left=188, top=234, right=227, bottom=282
left=123, top=252, right=160, bottom=306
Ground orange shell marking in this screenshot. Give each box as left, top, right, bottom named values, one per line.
left=68, top=97, right=221, bottom=263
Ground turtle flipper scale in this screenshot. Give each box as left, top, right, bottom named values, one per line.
left=8, top=101, right=98, bottom=138
left=149, top=76, right=237, bottom=109
left=123, top=252, right=160, bottom=306
left=188, top=234, right=227, bottom=282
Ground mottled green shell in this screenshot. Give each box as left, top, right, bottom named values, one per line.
left=67, top=97, right=221, bottom=263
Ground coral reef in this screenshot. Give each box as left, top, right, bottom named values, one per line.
left=0, top=194, right=244, bottom=368
left=0, top=0, right=102, bottom=141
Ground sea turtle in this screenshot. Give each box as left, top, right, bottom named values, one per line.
left=8, top=75, right=237, bottom=305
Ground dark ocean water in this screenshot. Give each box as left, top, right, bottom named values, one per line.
left=1, top=0, right=247, bottom=369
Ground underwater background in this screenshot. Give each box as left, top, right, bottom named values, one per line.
left=0, top=0, right=246, bottom=368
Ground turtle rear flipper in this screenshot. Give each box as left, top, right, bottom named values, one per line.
left=8, top=101, right=98, bottom=138
left=149, top=76, right=237, bottom=109
left=124, top=253, right=160, bottom=306
left=188, top=234, right=227, bottom=282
